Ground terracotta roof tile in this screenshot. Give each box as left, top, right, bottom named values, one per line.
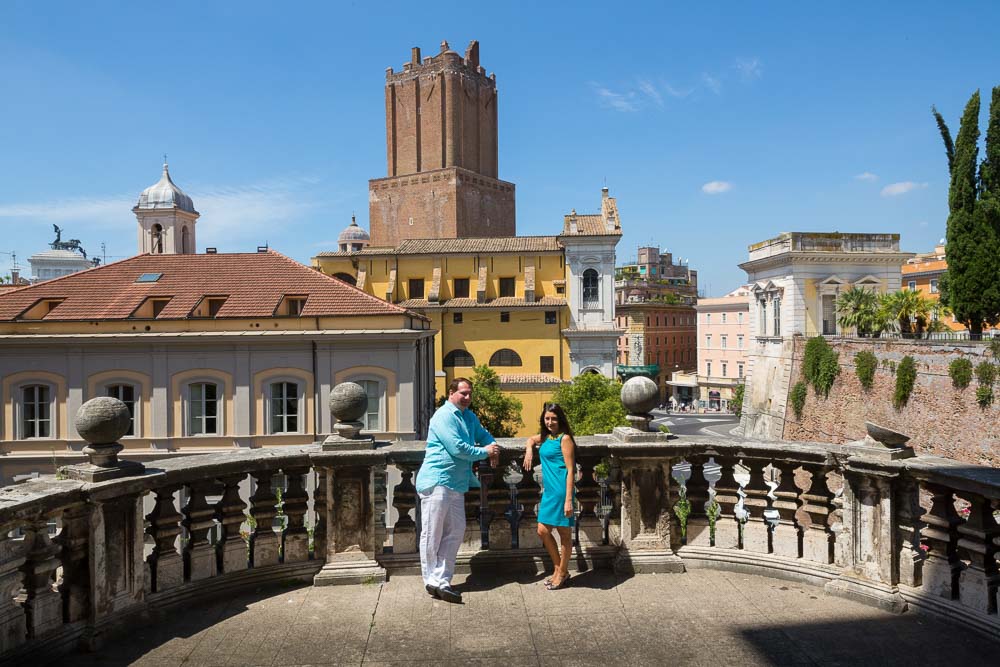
left=0, top=251, right=419, bottom=322
left=560, top=214, right=622, bottom=236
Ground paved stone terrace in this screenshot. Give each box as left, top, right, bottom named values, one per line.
left=65, top=570, right=997, bottom=666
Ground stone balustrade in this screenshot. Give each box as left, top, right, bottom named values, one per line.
left=1, top=432, right=999, bottom=661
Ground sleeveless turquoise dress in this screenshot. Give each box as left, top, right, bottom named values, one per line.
left=537, top=434, right=575, bottom=527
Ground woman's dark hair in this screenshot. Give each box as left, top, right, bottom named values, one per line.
left=538, top=403, right=576, bottom=449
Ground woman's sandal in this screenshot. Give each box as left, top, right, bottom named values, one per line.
left=545, top=572, right=571, bottom=590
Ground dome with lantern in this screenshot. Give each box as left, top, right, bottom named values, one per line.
left=338, top=215, right=371, bottom=252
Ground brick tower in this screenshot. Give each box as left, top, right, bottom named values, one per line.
left=368, top=40, right=516, bottom=246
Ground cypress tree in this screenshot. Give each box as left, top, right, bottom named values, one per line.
left=937, top=91, right=1000, bottom=337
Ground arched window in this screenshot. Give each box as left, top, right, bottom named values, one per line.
left=333, top=272, right=357, bottom=286
left=269, top=381, right=300, bottom=434
left=106, top=384, right=137, bottom=436
left=443, top=349, right=476, bottom=367
left=181, top=226, right=190, bottom=254
left=583, top=269, right=600, bottom=305
left=20, top=385, right=51, bottom=438
left=187, top=382, right=220, bottom=435
left=489, top=349, right=522, bottom=367
left=151, top=224, right=163, bottom=254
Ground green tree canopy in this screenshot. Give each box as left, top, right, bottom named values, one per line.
left=465, top=365, right=523, bottom=438
left=550, top=373, right=628, bottom=436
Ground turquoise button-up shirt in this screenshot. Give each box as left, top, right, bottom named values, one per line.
left=415, top=401, right=494, bottom=494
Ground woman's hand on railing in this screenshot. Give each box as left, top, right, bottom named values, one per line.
left=522, top=435, right=539, bottom=471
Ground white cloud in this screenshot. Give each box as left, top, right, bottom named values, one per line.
left=735, top=57, right=762, bottom=82
left=592, top=84, right=639, bottom=112
left=880, top=181, right=928, bottom=197
left=663, top=82, right=693, bottom=99
left=701, top=73, right=722, bottom=95
left=855, top=172, right=879, bottom=182
left=701, top=181, right=732, bottom=195
left=636, top=79, right=663, bottom=108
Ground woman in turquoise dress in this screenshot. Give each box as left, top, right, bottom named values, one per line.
left=522, top=403, right=576, bottom=590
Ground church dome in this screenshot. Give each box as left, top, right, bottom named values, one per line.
left=338, top=216, right=370, bottom=251
left=135, top=163, right=197, bottom=213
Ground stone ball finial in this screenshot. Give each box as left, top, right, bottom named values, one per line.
left=329, top=382, right=368, bottom=423
left=621, top=376, right=659, bottom=416
left=75, top=397, right=131, bottom=445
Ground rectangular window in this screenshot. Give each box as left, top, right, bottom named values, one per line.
left=738, top=362, right=745, bottom=379
left=555, top=284, right=566, bottom=295
left=545, top=311, right=557, bottom=324
left=269, top=382, right=299, bottom=434
left=706, top=313, right=711, bottom=324
left=722, top=362, right=728, bottom=377
left=705, top=334, right=712, bottom=348
left=21, top=386, right=50, bottom=438
left=706, top=361, right=712, bottom=377
left=907, top=280, right=917, bottom=291
left=499, top=277, right=516, bottom=298
left=721, top=335, right=728, bottom=349
left=151, top=299, right=170, bottom=318
left=188, top=383, right=219, bottom=435
left=208, top=298, right=226, bottom=318
left=453, top=312, right=463, bottom=324
left=930, top=279, right=939, bottom=294
left=500, top=311, right=510, bottom=323
left=758, top=301, right=767, bottom=335
left=738, top=312, right=743, bottom=324
left=453, top=278, right=470, bottom=299
left=106, top=384, right=136, bottom=436
left=540, top=356, right=554, bottom=373
left=772, top=297, right=781, bottom=336
left=361, top=380, right=381, bottom=431
left=408, top=278, right=425, bottom=299
left=722, top=313, right=727, bottom=324
left=738, top=335, right=744, bottom=349
left=287, top=297, right=306, bottom=316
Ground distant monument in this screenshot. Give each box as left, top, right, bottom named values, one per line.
left=29, top=225, right=97, bottom=282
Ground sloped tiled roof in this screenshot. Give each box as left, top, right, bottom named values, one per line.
left=315, top=236, right=561, bottom=257
left=0, top=251, right=418, bottom=322
left=560, top=214, right=622, bottom=236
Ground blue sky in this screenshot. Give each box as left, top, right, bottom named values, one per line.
left=2, top=2, right=998, bottom=295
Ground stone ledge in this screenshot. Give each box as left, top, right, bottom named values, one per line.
left=899, top=584, right=1000, bottom=641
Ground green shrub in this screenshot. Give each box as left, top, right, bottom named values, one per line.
left=732, top=383, right=745, bottom=418
left=854, top=351, right=877, bottom=392
left=658, top=424, right=671, bottom=435
left=989, top=337, right=1000, bottom=363
left=975, top=361, right=997, bottom=387
left=976, top=385, right=994, bottom=409
left=893, top=356, right=917, bottom=409
left=949, top=358, right=974, bottom=389
left=802, top=336, right=840, bottom=397
left=790, top=381, right=807, bottom=420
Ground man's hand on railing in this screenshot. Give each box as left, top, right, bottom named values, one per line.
left=485, top=443, right=500, bottom=468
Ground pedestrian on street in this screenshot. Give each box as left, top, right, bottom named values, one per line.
left=522, top=403, right=576, bottom=590
left=416, top=377, right=500, bottom=604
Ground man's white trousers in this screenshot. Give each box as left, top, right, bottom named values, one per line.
left=418, top=485, right=466, bottom=588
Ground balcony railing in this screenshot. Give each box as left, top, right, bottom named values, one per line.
left=1, top=421, right=999, bottom=661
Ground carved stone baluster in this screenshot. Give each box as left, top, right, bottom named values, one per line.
left=487, top=458, right=512, bottom=550
left=799, top=464, right=835, bottom=564
left=712, top=457, right=742, bottom=549
left=20, top=517, right=62, bottom=638
left=668, top=460, right=691, bottom=552
left=373, top=464, right=388, bottom=556
left=146, top=485, right=184, bottom=592
left=955, top=491, right=1000, bottom=614
left=613, top=456, right=684, bottom=574
left=605, top=458, right=623, bottom=546
left=249, top=471, right=280, bottom=568
left=0, top=529, right=27, bottom=653
left=575, top=456, right=603, bottom=547
left=920, top=482, right=962, bottom=601
left=684, top=459, right=711, bottom=547
left=741, top=461, right=771, bottom=554
left=56, top=504, right=90, bottom=623
left=216, top=475, right=248, bottom=574
left=895, top=476, right=924, bottom=586
left=770, top=462, right=801, bottom=559
left=283, top=468, right=311, bottom=563
left=825, top=470, right=847, bottom=567
left=183, top=481, right=219, bottom=581
left=312, top=468, right=327, bottom=559
left=391, top=463, right=418, bottom=554
left=516, top=461, right=542, bottom=549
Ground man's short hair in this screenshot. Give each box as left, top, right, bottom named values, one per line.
left=449, top=377, right=473, bottom=395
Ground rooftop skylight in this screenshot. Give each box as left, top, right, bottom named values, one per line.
left=136, top=273, right=163, bottom=283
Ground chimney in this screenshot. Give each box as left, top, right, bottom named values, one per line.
left=602, top=186, right=609, bottom=199
left=11, top=269, right=19, bottom=285
left=205, top=248, right=217, bottom=254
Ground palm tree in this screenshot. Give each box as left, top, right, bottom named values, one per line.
left=880, top=290, right=934, bottom=337
left=836, top=286, right=881, bottom=337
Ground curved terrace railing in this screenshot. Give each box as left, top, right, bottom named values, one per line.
left=1, top=410, right=999, bottom=662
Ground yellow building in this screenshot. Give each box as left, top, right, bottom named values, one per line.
left=314, top=191, right=623, bottom=435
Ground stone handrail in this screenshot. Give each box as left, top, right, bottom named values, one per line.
left=1, top=431, right=999, bottom=661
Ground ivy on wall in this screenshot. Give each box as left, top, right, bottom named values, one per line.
left=790, top=381, right=808, bottom=420
left=803, top=336, right=840, bottom=397
left=949, top=358, right=974, bottom=389
left=893, top=356, right=917, bottom=409
left=854, top=350, right=877, bottom=391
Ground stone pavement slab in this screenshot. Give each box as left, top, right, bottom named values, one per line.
left=63, top=569, right=998, bottom=666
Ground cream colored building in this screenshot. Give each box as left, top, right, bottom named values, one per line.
left=696, top=286, right=750, bottom=411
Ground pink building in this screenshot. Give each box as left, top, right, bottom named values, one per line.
left=695, top=287, right=750, bottom=411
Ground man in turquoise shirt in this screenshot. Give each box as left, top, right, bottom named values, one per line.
left=416, top=377, right=499, bottom=603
